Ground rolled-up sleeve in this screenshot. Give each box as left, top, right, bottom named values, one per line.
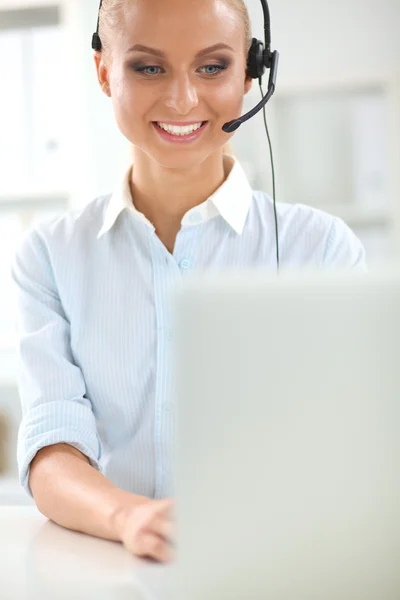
left=323, top=216, right=367, bottom=271
left=10, top=227, right=102, bottom=498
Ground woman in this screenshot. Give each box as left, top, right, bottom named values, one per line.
left=12, top=0, right=366, bottom=565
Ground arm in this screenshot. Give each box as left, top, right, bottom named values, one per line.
left=323, top=216, right=367, bottom=271
left=29, top=443, right=147, bottom=542
left=10, top=227, right=146, bottom=541
left=11, top=228, right=174, bottom=559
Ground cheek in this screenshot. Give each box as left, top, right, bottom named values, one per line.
left=210, top=78, right=247, bottom=119
left=110, top=82, right=147, bottom=130
left=109, top=70, right=136, bottom=108
left=107, top=86, right=144, bottom=144
left=212, top=69, right=248, bottom=105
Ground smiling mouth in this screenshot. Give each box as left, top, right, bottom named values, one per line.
left=153, top=121, right=207, bottom=132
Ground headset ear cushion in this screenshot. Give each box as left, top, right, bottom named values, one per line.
left=92, top=32, right=102, bottom=51
left=246, top=37, right=266, bottom=79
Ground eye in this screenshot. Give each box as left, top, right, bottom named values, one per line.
left=133, top=66, right=163, bottom=76
left=199, top=64, right=229, bottom=76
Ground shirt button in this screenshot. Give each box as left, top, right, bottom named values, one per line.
left=166, top=330, right=173, bottom=342
left=163, top=403, right=172, bottom=412
left=179, top=259, right=191, bottom=270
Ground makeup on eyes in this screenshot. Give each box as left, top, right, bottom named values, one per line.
left=126, top=55, right=233, bottom=71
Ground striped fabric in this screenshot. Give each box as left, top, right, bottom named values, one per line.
left=11, top=154, right=366, bottom=499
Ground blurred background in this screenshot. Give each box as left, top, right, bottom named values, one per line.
left=0, top=0, right=399, bottom=502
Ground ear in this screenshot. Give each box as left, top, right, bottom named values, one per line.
left=93, top=51, right=111, bottom=97
left=244, top=73, right=253, bottom=96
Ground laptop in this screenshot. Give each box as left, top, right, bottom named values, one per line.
left=164, top=268, right=400, bottom=600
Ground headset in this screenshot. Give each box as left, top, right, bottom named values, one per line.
left=92, top=0, right=280, bottom=271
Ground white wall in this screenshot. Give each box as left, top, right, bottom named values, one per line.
left=248, top=0, right=400, bottom=84
left=59, top=0, right=131, bottom=207
left=0, top=0, right=55, bottom=7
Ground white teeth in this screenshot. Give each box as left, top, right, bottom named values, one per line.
left=156, top=122, right=203, bottom=136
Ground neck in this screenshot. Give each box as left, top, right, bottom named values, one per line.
left=129, top=150, right=232, bottom=230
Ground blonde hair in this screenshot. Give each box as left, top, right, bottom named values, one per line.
left=99, top=0, right=252, bottom=157
left=99, top=0, right=252, bottom=57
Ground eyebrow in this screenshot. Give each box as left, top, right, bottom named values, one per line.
left=126, top=43, right=235, bottom=58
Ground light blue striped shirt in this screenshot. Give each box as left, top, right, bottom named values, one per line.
left=11, top=154, right=366, bottom=499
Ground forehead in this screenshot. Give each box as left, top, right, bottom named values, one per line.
left=117, top=0, right=244, bottom=53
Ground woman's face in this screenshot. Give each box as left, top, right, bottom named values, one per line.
left=94, top=0, right=253, bottom=169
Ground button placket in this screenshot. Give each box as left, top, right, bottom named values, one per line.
left=150, top=229, right=178, bottom=498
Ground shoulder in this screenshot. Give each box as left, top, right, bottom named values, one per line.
left=11, top=194, right=112, bottom=282
left=38, top=193, right=111, bottom=244
left=251, top=191, right=367, bottom=270
left=17, top=193, right=111, bottom=254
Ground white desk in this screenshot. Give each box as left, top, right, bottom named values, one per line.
left=0, top=506, right=175, bottom=600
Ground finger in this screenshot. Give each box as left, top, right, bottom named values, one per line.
left=151, top=515, right=174, bottom=541
left=155, top=498, right=175, bottom=519
left=136, top=532, right=171, bottom=563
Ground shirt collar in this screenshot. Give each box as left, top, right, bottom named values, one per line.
left=97, top=154, right=253, bottom=239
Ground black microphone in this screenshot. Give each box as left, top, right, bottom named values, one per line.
left=222, top=50, right=279, bottom=133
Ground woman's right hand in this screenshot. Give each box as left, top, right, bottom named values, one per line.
left=114, top=498, right=175, bottom=563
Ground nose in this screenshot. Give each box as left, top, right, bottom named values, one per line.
left=164, top=72, right=199, bottom=115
